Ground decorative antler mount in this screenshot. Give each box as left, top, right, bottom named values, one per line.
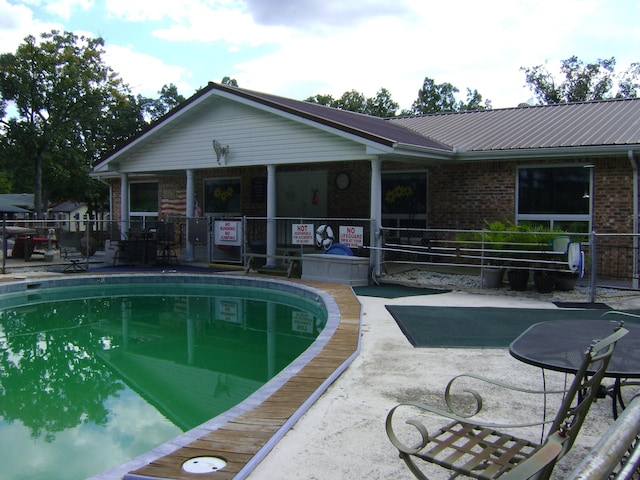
left=213, top=140, right=230, bottom=165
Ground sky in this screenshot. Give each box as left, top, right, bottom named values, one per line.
left=1, top=0, right=639, bottom=111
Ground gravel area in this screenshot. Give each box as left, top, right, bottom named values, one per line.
left=381, top=266, right=640, bottom=311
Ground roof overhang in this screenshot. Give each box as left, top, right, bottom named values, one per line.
left=450, top=144, right=640, bottom=162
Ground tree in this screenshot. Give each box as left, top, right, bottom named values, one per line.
left=407, top=77, right=490, bottom=115
left=410, top=77, right=459, bottom=114
left=305, top=93, right=335, bottom=106
left=334, top=89, right=367, bottom=113
left=460, top=88, right=492, bottom=112
left=221, top=76, right=238, bottom=87
left=0, top=30, right=132, bottom=217
left=305, top=87, right=399, bottom=117
left=521, top=55, right=640, bottom=104
left=138, top=83, right=186, bottom=122
left=366, top=88, right=399, bottom=117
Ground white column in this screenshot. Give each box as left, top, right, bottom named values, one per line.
left=185, top=169, right=195, bottom=261
left=370, top=158, right=382, bottom=275
left=266, top=165, right=277, bottom=267
left=120, top=172, right=129, bottom=237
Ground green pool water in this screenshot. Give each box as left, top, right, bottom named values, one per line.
left=0, top=280, right=326, bottom=480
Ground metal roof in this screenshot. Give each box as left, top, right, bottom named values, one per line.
left=96, top=85, right=640, bottom=170
left=212, top=83, right=451, bottom=151
left=388, top=98, right=640, bottom=152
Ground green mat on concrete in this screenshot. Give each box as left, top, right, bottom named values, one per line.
left=353, top=284, right=450, bottom=298
left=385, top=306, right=640, bottom=348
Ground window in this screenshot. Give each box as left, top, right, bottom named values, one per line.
left=204, top=177, right=241, bottom=215
left=381, top=171, right=427, bottom=229
left=130, top=182, right=158, bottom=230
left=517, top=165, right=591, bottom=232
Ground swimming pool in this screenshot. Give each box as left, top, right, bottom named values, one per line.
left=0, top=274, right=340, bottom=480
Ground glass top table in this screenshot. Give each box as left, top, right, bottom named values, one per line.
left=509, top=319, right=640, bottom=417
left=509, top=319, right=640, bottom=378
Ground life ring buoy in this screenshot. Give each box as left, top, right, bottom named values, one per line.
left=568, top=242, right=583, bottom=276
left=315, top=224, right=334, bottom=249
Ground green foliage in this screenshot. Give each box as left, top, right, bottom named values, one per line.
left=334, top=89, right=367, bottom=113
left=521, top=55, right=640, bottom=104
left=457, top=220, right=567, bottom=251
left=410, top=77, right=459, bottom=114
left=305, top=87, right=398, bottom=117
left=221, top=76, right=238, bottom=87
left=365, top=88, right=399, bottom=117
left=138, top=83, right=186, bottom=122
left=406, top=77, right=491, bottom=115
left=0, top=30, right=133, bottom=215
left=0, top=171, right=12, bottom=193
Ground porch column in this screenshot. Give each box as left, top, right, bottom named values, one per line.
left=370, top=158, right=382, bottom=275
left=120, top=172, right=129, bottom=237
left=266, top=164, right=277, bottom=267
left=184, top=169, right=195, bottom=261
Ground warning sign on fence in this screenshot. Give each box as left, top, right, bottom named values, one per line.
left=292, top=223, right=315, bottom=245
left=339, top=226, right=364, bottom=248
left=215, top=220, right=241, bottom=245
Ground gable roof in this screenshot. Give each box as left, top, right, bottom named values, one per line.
left=389, top=98, right=640, bottom=152
left=213, top=83, right=450, bottom=151
left=95, top=84, right=640, bottom=172
left=49, top=201, right=85, bottom=213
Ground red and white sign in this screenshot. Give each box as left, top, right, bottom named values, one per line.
left=215, top=220, right=241, bottom=245
left=339, top=225, right=364, bottom=248
left=292, top=223, right=315, bottom=245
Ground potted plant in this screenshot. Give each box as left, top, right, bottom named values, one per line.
left=456, top=221, right=508, bottom=288
left=483, top=222, right=548, bottom=291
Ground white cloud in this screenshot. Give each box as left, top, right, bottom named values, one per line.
left=229, top=0, right=634, bottom=109
left=0, top=0, right=61, bottom=52
left=243, top=0, right=411, bottom=29
left=104, top=44, right=192, bottom=97
left=4, top=0, right=639, bottom=109
left=44, top=0, right=94, bottom=19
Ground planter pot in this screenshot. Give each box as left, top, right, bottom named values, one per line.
left=555, top=272, right=578, bottom=291
left=507, top=269, right=529, bottom=291
left=481, top=267, right=504, bottom=288
left=534, top=271, right=556, bottom=293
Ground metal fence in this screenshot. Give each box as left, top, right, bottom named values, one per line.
left=240, top=216, right=373, bottom=270
left=2, top=215, right=639, bottom=294
left=379, top=226, right=640, bottom=292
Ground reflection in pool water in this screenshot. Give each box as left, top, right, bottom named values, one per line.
left=0, top=279, right=326, bottom=480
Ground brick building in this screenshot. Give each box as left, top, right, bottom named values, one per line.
left=93, top=83, right=640, bottom=270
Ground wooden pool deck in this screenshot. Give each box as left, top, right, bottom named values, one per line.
left=122, top=279, right=362, bottom=480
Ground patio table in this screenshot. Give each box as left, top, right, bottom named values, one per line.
left=509, top=319, right=640, bottom=418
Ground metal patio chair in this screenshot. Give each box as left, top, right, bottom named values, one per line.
left=155, top=221, right=179, bottom=265
left=109, top=221, right=132, bottom=266
left=57, top=230, right=89, bottom=272
left=386, top=324, right=628, bottom=480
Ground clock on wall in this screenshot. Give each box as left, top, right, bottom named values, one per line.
left=335, top=172, right=351, bottom=190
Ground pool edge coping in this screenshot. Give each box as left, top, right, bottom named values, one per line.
left=1, top=272, right=362, bottom=480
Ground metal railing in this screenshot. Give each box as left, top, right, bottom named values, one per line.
left=378, top=227, right=640, bottom=293
left=2, top=215, right=640, bottom=295
left=567, top=394, right=640, bottom=480
left=379, top=226, right=584, bottom=272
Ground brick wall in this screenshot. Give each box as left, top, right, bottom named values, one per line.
left=108, top=155, right=636, bottom=234
left=429, top=161, right=514, bottom=229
